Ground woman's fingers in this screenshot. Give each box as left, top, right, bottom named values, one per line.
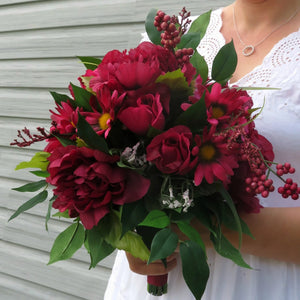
left=126, top=252, right=178, bottom=276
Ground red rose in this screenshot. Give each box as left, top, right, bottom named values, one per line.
left=118, top=93, right=166, bottom=136
left=47, top=146, right=150, bottom=229
left=146, top=125, right=198, bottom=175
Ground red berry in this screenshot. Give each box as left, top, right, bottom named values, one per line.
left=163, top=15, right=171, bottom=22
left=289, top=167, right=296, bottom=174
left=286, top=178, right=293, bottom=184
left=284, top=162, right=291, bottom=169
left=292, top=194, right=299, bottom=200
left=276, top=164, right=283, bottom=170
left=277, top=169, right=284, bottom=176
left=261, top=191, right=269, bottom=198
left=278, top=187, right=284, bottom=194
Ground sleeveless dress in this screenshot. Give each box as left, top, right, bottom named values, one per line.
left=104, top=9, right=300, bottom=300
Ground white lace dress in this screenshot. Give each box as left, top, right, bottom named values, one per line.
left=104, top=9, right=300, bottom=300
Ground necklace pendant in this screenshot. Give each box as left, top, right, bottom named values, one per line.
left=242, top=45, right=255, bottom=56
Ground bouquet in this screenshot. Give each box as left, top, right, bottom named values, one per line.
left=9, top=7, right=300, bottom=300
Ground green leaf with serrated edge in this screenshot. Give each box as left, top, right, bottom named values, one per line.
left=99, top=211, right=150, bottom=261
left=30, top=170, right=49, bottom=178
left=121, top=201, right=148, bottom=236
left=70, top=83, right=93, bottom=111
left=77, top=113, right=109, bottom=153
left=139, top=210, right=170, bottom=229
left=52, top=210, right=70, bottom=218
left=177, top=32, right=201, bottom=50
left=15, top=152, right=50, bottom=171
left=156, top=69, right=190, bottom=93
left=50, top=91, right=72, bottom=105
left=212, top=40, right=237, bottom=83
left=174, top=92, right=207, bottom=130
left=45, top=195, right=56, bottom=231
left=190, top=52, right=208, bottom=81
left=77, top=56, right=102, bottom=70
left=211, top=230, right=251, bottom=269
left=145, top=8, right=161, bottom=45
left=148, top=228, right=178, bottom=264
left=188, top=10, right=211, bottom=38
left=180, top=240, right=209, bottom=300
left=48, top=222, right=85, bottom=264
left=176, top=221, right=205, bottom=251
left=9, top=190, right=48, bottom=221
left=86, top=227, right=115, bottom=268
left=215, top=183, right=243, bottom=248
left=12, top=179, right=47, bottom=192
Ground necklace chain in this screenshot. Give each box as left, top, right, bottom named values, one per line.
left=233, top=5, right=299, bottom=56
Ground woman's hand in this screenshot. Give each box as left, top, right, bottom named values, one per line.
left=125, top=252, right=178, bottom=276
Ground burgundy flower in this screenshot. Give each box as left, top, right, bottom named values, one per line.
left=47, top=146, right=150, bottom=229
left=204, top=83, right=253, bottom=126
left=118, top=93, right=166, bottom=136
left=146, top=125, right=198, bottom=175
left=193, top=127, right=239, bottom=185
left=228, top=162, right=263, bottom=213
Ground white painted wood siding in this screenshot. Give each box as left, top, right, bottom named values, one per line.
left=0, top=0, right=231, bottom=299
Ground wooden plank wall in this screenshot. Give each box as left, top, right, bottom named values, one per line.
left=0, top=0, right=231, bottom=299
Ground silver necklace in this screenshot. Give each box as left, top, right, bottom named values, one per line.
left=233, top=5, right=299, bottom=57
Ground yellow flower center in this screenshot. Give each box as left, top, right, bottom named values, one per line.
left=199, top=144, right=216, bottom=161
left=98, top=113, right=111, bottom=130
left=212, top=105, right=225, bottom=119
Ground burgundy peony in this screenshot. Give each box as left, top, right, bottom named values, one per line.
left=146, top=125, right=197, bottom=175
left=47, top=146, right=150, bottom=229
left=118, top=93, right=166, bottom=136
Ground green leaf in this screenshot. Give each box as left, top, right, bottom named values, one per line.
left=30, top=170, right=50, bottom=178
left=9, top=190, right=48, bottom=221
left=48, top=222, right=85, bottom=264
left=145, top=8, right=161, bottom=45
left=174, top=92, right=207, bottom=130
left=77, top=113, right=109, bottom=153
left=211, top=40, right=237, bottom=83
left=148, top=228, right=178, bottom=263
left=220, top=203, right=254, bottom=238
left=77, top=56, right=102, bottom=70
left=52, top=210, right=70, bottom=219
left=50, top=91, right=72, bottom=105
left=190, top=51, right=208, bottom=81
left=180, top=240, right=209, bottom=300
left=156, top=69, right=190, bottom=94
left=139, top=210, right=170, bottom=229
left=215, top=183, right=243, bottom=248
left=121, top=201, right=148, bottom=236
left=86, top=227, right=115, bottom=268
left=211, top=231, right=251, bottom=269
left=15, top=152, right=50, bottom=171
left=177, top=32, right=201, bottom=51
left=99, top=211, right=150, bottom=261
left=188, top=10, right=211, bottom=39
left=54, top=135, right=77, bottom=147
left=176, top=221, right=205, bottom=251
left=45, top=195, right=56, bottom=231
left=116, top=231, right=150, bottom=261
left=70, top=83, right=93, bottom=111
left=12, top=180, right=47, bottom=192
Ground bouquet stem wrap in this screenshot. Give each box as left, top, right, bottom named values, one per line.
left=147, top=274, right=168, bottom=296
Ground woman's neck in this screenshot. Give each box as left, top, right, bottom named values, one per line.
left=233, top=0, right=300, bottom=32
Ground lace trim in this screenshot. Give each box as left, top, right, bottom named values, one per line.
left=197, top=8, right=300, bottom=89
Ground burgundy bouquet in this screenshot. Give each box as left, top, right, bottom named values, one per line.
left=10, top=8, right=299, bottom=300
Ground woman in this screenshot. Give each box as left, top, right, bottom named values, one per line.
left=104, top=0, right=300, bottom=299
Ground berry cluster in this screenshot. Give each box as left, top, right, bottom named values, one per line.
left=154, top=7, right=192, bottom=51
left=175, top=48, right=194, bottom=64
left=276, top=162, right=295, bottom=176
left=245, top=174, right=275, bottom=198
